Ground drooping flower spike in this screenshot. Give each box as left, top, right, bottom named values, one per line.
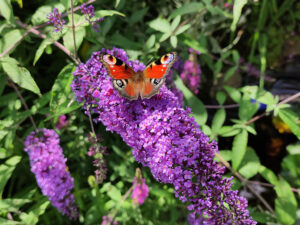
left=24, top=129, right=78, bottom=219
left=71, top=48, right=256, bottom=224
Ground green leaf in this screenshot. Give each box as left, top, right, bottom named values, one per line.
left=31, top=4, right=65, bottom=25
left=174, top=24, right=191, bottom=35
left=183, top=34, right=208, bottom=54
left=232, top=129, right=248, bottom=171
left=0, top=29, right=25, bottom=54
left=211, top=108, right=226, bottom=135
left=0, top=148, right=12, bottom=159
left=94, top=10, right=125, bottom=17
left=216, top=150, right=232, bottom=162
left=232, top=50, right=240, bottom=65
left=170, top=36, right=177, bottom=48
left=63, top=26, right=86, bottom=54
left=1, top=57, right=41, bottom=95
left=0, top=0, right=15, bottom=24
left=0, top=156, right=22, bottom=198
left=50, top=63, right=75, bottom=114
left=169, top=2, right=204, bottom=19
left=278, top=108, right=300, bottom=139
left=275, top=177, right=297, bottom=225
left=218, top=126, right=240, bottom=137
left=0, top=74, right=7, bottom=96
left=224, top=66, right=238, bottom=81
left=174, top=76, right=207, bottom=126
left=171, top=16, right=181, bottom=31
left=145, top=35, right=155, bottom=50
left=224, top=86, right=241, bottom=103
left=107, top=185, right=122, bottom=201
left=238, top=148, right=260, bottom=179
left=258, top=165, right=278, bottom=185
left=20, top=199, right=50, bottom=225
left=149, top=18, right=171, bottom=33
left=216, top=91, right=226, bottom=105
left=238, top=96, right=258, bottom=121
left=129, top=7, right=148, bottom=24
left=230, top=0, right=247, bottom=31
left=0, top=218, right=22, bottom=224
left=286, top=143, right=300, bottom=155
left=0, top=198, right=31, bottom=212
left=33, top=39, right=52, bottom=66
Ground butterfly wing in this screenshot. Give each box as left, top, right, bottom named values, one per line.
left=100, top=54, right=139, bottom=100
left=141, top=52, right=177, bottom=99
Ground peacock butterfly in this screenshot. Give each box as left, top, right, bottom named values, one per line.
left=100, top=52, right=177, bottom=100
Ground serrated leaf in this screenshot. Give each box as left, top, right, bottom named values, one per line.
left=275, top=177, right=297, bottom=225
left=212, top=108, right=226, bottom=134
left=278, top=108, right=300, bottom=139
left=0, top=0, right=15, bottom=24
left=170, top=36, right=177, bottom=48
left=169, top=2, right=204, bottom=19
left=258, top=165, right=278, bottom=185
left=232, top=129, right=248, bottom=171
left=224, top=86, right=241, bottom=103
left=174, top=76, right=207, bottom=126
left=1, top=57, right=41, bottom=95
left=230, top=0, right=247, bottom=31
left=0, top=156, right=22, bottom=197
left=238, top=148, right=260, bottom=179
left=149, top=18, right=171, bottom=33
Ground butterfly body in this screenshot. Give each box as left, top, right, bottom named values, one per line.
left=100, top=52, right=177, bottom=100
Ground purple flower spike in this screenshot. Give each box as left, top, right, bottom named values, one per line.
left=131, top=177, right=149, bottom=205
left=46, top=8, right=66, bottom=32
left=24, top=129, right=78, bottom=219
left=71, top=48, right=256, bottom=224
left=180, top=52, right=201, bottom=95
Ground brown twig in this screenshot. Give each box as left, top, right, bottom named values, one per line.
left=16, top=20, right=80, bottom=65
left=245, top=91, right=300, bottom=125
left=205, top=104, right=239, bottom=109
left=8, top=79, right=38, bottom=131
left=248, top=180, right=300, bottom=193
left=214, top=152, right=275, bottom=215
left=70, top=0, right=78, bottom=59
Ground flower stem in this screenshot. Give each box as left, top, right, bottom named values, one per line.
left=70, top=0, right=78, bottom=60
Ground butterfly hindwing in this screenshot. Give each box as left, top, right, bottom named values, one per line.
left=100, top=54, right=139, bottom=100
left=141, top=52, right=177, bottom=99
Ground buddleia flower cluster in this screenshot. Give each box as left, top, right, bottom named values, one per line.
left=71, top=48, right=256, bottom=224
left=46, top=8, right=66, bottom=32
left=180, top=48, right=202, bottom=95
left=24, top=129, right=78, bottom=219
left=80, top=3, right=104, bottom=32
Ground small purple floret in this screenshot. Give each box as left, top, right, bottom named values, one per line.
left=46, top=8, right=66, bottom=32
